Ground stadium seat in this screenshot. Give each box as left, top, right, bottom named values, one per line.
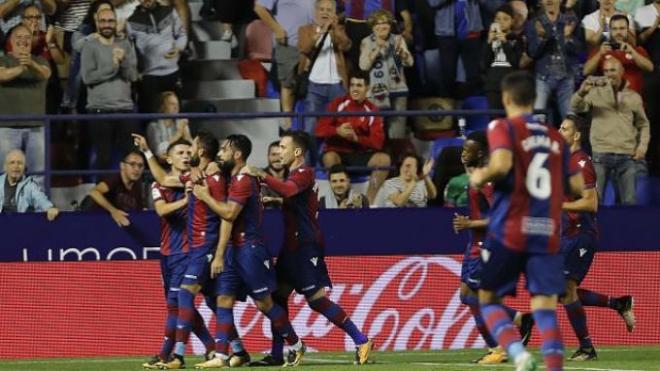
left=461, top=95, right=490, bottom=132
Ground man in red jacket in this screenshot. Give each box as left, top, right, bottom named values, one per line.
left=315, top=70, right=391, bottom=204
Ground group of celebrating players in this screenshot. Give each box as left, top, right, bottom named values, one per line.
left=132, top=128, right=373, bottom=369
left=134, top=70, right=635, bottom=371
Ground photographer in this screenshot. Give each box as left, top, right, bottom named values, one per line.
left=570, top=58, right=650, bottom=205
left=583, top=14, right=653, bottom=94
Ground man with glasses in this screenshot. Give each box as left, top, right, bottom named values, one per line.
left=81, top=7, right=140, bottom=172
left=86, top=149, right=146, bottom=226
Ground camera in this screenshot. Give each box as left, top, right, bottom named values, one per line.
left=609, top=42, right=622, bottom=50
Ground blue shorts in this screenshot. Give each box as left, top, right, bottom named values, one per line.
left=215, top=242, right=277, bottom=300
left=480, top=238, right=566, bottom=297
left=561, top=233, right=597, bottom=285
left=181, top=248, right=213, bottom=287
left=160, top=253, right=188, bottom=304
left=461, top=247, right=482, bottom=291
left=276, top=243, right=332, bottom=297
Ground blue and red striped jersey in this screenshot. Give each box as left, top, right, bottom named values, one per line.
left=152, top=182, right=188, bottom=256
left=263, top=165, right=323, bottom=252
left=562, top=150, right=598, bottom=238
left=228, top=174, right=264, bottom=246
left=467, top=182, right=493, bottom=258
left=181, top=172, right=227, bottom=250
left=487, top=115, right=579, bottom=254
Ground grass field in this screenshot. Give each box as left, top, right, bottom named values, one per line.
left=2, top=346, right=660, bottom=371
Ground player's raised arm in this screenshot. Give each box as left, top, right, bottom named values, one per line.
left=133, top=133, right=184, bottom=188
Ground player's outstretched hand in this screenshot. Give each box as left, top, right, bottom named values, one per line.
left=192, top=183, right=211, bottom=202
left=422, top=158, right=434, bottom=178
left=111, top=209, right=130, bottom=227
left=210, top=256, right=224, bottom=278
left=453, top=213, right=471, bottom=233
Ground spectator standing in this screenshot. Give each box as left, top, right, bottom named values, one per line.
left=570, top=59, right=650, bottom=205
left=298, top=0, right=351, bottom=134
left=146, top=91, right=192, bottom=159
left=0, top=149, right=58, bottom=220
left=320, top=164, right=369, bottom=208
left=374, top=154, right=436, bottom=208
left=425, top=0, right=505, bottom=98
left=254, top=0, right=314, bottom=130
left=0, top=24, right=51, bottom=175
left=0, top=0, right=55, bottom=36
left=635, top=0, right=660, bottom=175
left=127, top=0, right=187, bottom=113
left=583, top=14, right=653, bottom=95
left=81, top=8, right=139, bottom=171
left=526, top=0, right=582, bottom=123
left=582, top=0, right=635, bottom=48
left=358, top=9, right=413, bottom=139
left=315, top=70, right=391, bottom=204
left=481, top=4, right=524, bottom=110
left=85, top=149, right=146, bottom=225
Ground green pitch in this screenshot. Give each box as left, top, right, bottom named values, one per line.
left=2, top=346, right=659, bottom=371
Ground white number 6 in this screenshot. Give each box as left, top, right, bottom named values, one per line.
left=526, top=153, right=551, bottom=199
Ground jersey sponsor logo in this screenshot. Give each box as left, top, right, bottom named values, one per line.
left=253, top=286, right=268, bottom=293
left=522, top=216, right=555, bottom=236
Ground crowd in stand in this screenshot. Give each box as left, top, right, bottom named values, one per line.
left=1, top=0, right=659, bottom=215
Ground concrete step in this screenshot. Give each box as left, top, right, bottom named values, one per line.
left=181, top=59, right=242, bottom=81
left=193, top=40, right=232, bottom=59
left=181, top=80, right=255, bottom=100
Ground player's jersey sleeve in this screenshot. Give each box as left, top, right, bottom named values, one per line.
left=487, top=119, right=513, bottom=153
left=265, top=166, right=314, bottom=198
left=228, top=175, right=254, bottom=205
left=206, top=173, right=226, bottom=201
left=151, top=182, right=165, bottom=202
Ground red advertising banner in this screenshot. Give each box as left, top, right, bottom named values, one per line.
left=1, top=253, right=658, bottom=359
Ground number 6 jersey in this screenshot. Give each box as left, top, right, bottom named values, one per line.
left=486, top=115, right=580, bottom=254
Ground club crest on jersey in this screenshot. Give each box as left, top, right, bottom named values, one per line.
left=310, top=257, right=318, bottom=267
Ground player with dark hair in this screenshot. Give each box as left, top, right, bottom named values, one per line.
left=192, top=134, right=307, bottom=368
left=470, top=71, right=584, bottom=371
left=558, top=114, right=635, bottom=361
left=453, top=130, right=533, bottom=365
left=245, top=130, right=373, bottom=366
left=134, top=132, right=249, bottom=369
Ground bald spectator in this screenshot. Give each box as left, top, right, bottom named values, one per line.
left=85, top=149, right=146, bottom=226
left=0, top=0, right=55, bottom=36
left=0, top=24, right=51, bottom=175
left=583, top=14, right=653, bottom=95
left=0, top=149, right=59, bottom=220
left=570, top=58, right=650, bottom=205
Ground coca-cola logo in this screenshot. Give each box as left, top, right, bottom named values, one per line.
left=192, top=256, right=484, bottom=354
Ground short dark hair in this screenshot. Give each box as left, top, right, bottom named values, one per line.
left=400, top=153, right=422, bottom=174
left=122, top=149, right=144, bottom=162
left=197, top=131, right=219, bottom=160
left=501, top=71, right=536, bottom=107
left=348, top=69, right=370, bottom=85
left=328, top=164, right=348, bottom=177
left=565, top=113, right=588, bottom=142
left=166, top=138, right=191, bottom=154
left=466, top=130, right=488, bottom=151
left=609, top=14, right=629, bottom=28
left=267, top=140, right=280, bottom=152
left=226, top=134, right=252, bottom=161
left=281, top=130, right=310, bottom=155
left=495, top=3, right=514, bottom=18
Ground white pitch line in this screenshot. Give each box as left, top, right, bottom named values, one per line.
left=410, top=362, right=646, bottom=371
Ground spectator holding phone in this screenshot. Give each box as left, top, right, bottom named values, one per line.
left=583, top=14, right=653, bottom=94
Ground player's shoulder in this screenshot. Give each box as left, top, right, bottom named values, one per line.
left=487, top=118, right=509, bottom=131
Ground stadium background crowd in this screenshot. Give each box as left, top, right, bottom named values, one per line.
left=1, top=0, right=659, bottom=216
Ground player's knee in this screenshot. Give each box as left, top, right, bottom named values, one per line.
left=305, top=288, right=326, bottom=303
left=216, top=295, right=235, bottom=309
left=181, top=284, right=201, bottom=295
left=368, top=152, right=391, bottom=168
left=322, top=151, right=341, bottom=167
left=478, top=289, right=500, bottom=305
left=459, top=283, right=474, bottom=303
left=561, top=280, right=579, bottom=304
left=254, top=295, right=274, bottom=313
left=531, top=294, right=558, bottom=310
